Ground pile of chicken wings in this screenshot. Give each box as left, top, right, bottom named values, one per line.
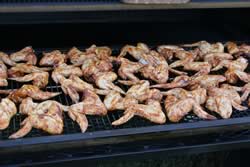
left=1, top=41, right=250, bottom=139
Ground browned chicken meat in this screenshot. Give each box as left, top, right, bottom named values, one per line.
left=6, top=84, right=60, bottom=103
left=119, top=43, right=171, bottom=83
left=9, top=103, right=63, bottom=139
left=57, top=75, right=95, bottom=103
left=19, top=97, right=69, bottom=115
left=39, top=50, right=66, bottom=66
left=52, top=63, right=83, bottom=83
left=151, top=75, right=190, bottom=89
left=0, top=60, right=8, bottom=86
left=212, top=57, right=248, bottom=83
left=68, top=89, right=107, bottom=132
left=9, top=72, right=49, bottom=88
left=203, top=52, right=233, bottom=67
left=0, top=98, right=17, bottom=130
left=188, top=74, right=226, bottom=90
left=206, top=87, right=247, bottom=119
left=117, top=57, right=144, bottom=84
left=67, top=47, right=96, bottom=65
left=226, top=42, right=250, bottom=57
left=157, top=45, right=184, bottom=60
left=182, top=41, right=224, bottom=59
left=163, top=88, right=216, bottom=122
left=0, top=52, right=16, bottom=66
left=241, top=82, right=250, bottom=101
left=8, top=63, right=51, bottom=78
left=10, top=46, right=37, bottom=65
left=112, top=99, right=166, bottom=126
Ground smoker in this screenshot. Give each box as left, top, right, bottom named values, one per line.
left=1, top=0, right=250, bottom=166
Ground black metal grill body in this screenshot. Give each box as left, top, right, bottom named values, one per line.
left=1, top=5, right=250, bottom=166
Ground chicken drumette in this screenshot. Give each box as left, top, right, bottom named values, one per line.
left=0, top=98, right=17, bottom=130
left=163, top=88, right=216, bottom=122
left=10, top=46, right=37, bottom=65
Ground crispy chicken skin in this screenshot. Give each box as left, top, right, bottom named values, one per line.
left=0, top=52, right=16, bottom=66
left=163, top=88, right=216, bottom=122
left=7, top=84, right=60, bottom=103
left=0, top=98, right=17, bottom=130
left=9, top=72, right=49, bottom=88
left=206, top=87, right=247, bottom=119
left=9, top=103, right=63, bottom=139
left=67, top=47, right=96, bottom=66
left=39, top=50, right=66, bottom=66
left=203, top=52, right=233, bottom=67
left=10, top=46, right=37, bottom=65
left=0, top=60, right=8, bottom=86
left=157, top=45, right=184, bottom=60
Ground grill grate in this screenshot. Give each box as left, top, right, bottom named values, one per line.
left=1, top=45, right=250, bottom=140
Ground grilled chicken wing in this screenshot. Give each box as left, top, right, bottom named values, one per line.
left=0, top=60, right=8, bottom=86
left=164, top=88, right=216, bottom=122
left=19, top=97, right=68, bottom=115
left=226, top=42, right=250, bottom=57
left=9, top=72, right=49, bottom=88
left=182, top=41, right=224, bottom=59
left=212, top=57, right=248, bottom=83
left=203, top=52, right=233, bottom=67
left=52, top=63, right=83, bottom=83
left=39, top=50, right=66, bottom=66
left=157, top=45, right=184, bottom=60
left=59, top=75, right=94, bottom=103
left=0, top=52, right=16, bottom=66
left=68, top=89, right=107, bottom=132
left=8, top=63, right=51, bottom=78
left=206, top=87, right=247, bottom=119
left=94, top=72, right=125, bottom=94
left=10, top=46, right=37, bottom=65
left=67, top=47, right=96, bottom=66
left=117, top=58, right=144, bottom=83
left=188, top=75, right=226, bottom=90
left=241, top=83, right=250, bottom=101
left=0, top=98, right=17, bottom=130
left=9, top=103, right=63, bottom=139
left=151, top=75, right=190, bottom=89
left=7, top=84, right=61, bottom=103
left=112, top=99, right=166, bottom=125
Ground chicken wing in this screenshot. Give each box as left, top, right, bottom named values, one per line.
left=68, top=89, right=107, bottom=132
left=151, top=75, right=190, bottom=89
left=52, top=63, right=83, bottom=83
left=206, top=87, right=247, bottom=119
left=117, top=58, right=144, bottom=83
left=67, top=47, right=96, bottom=66
left=9, top=103, right=63, bottom=139
left=241, top=83, right=250, bottom=101
left=157, top=45, right=184, bottom=60
left=0, top=98, right=17, bottom=130
left=203, top=52, right=233, bottom=67
left=39, top=50, right=66, bottom=66
left=9, top=72, right=49, bottom=88
left=112, top=99, right=166, bottom=126
left=163, top=88, right=216, bottom=122
left=19, top=97, right=69, bottom=115
left=212, top=57, right=248, bottom=84
left=7, top=84, right=61, bottom=103
left=10, top=46, right=37, bottom=65
left=0, top=52, right=16, bottom=66
left=0, top=60, right=8, bottom=86
left=8, top=63, right=51, bottom=78
left=188, top=75, right=226, bottom=90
